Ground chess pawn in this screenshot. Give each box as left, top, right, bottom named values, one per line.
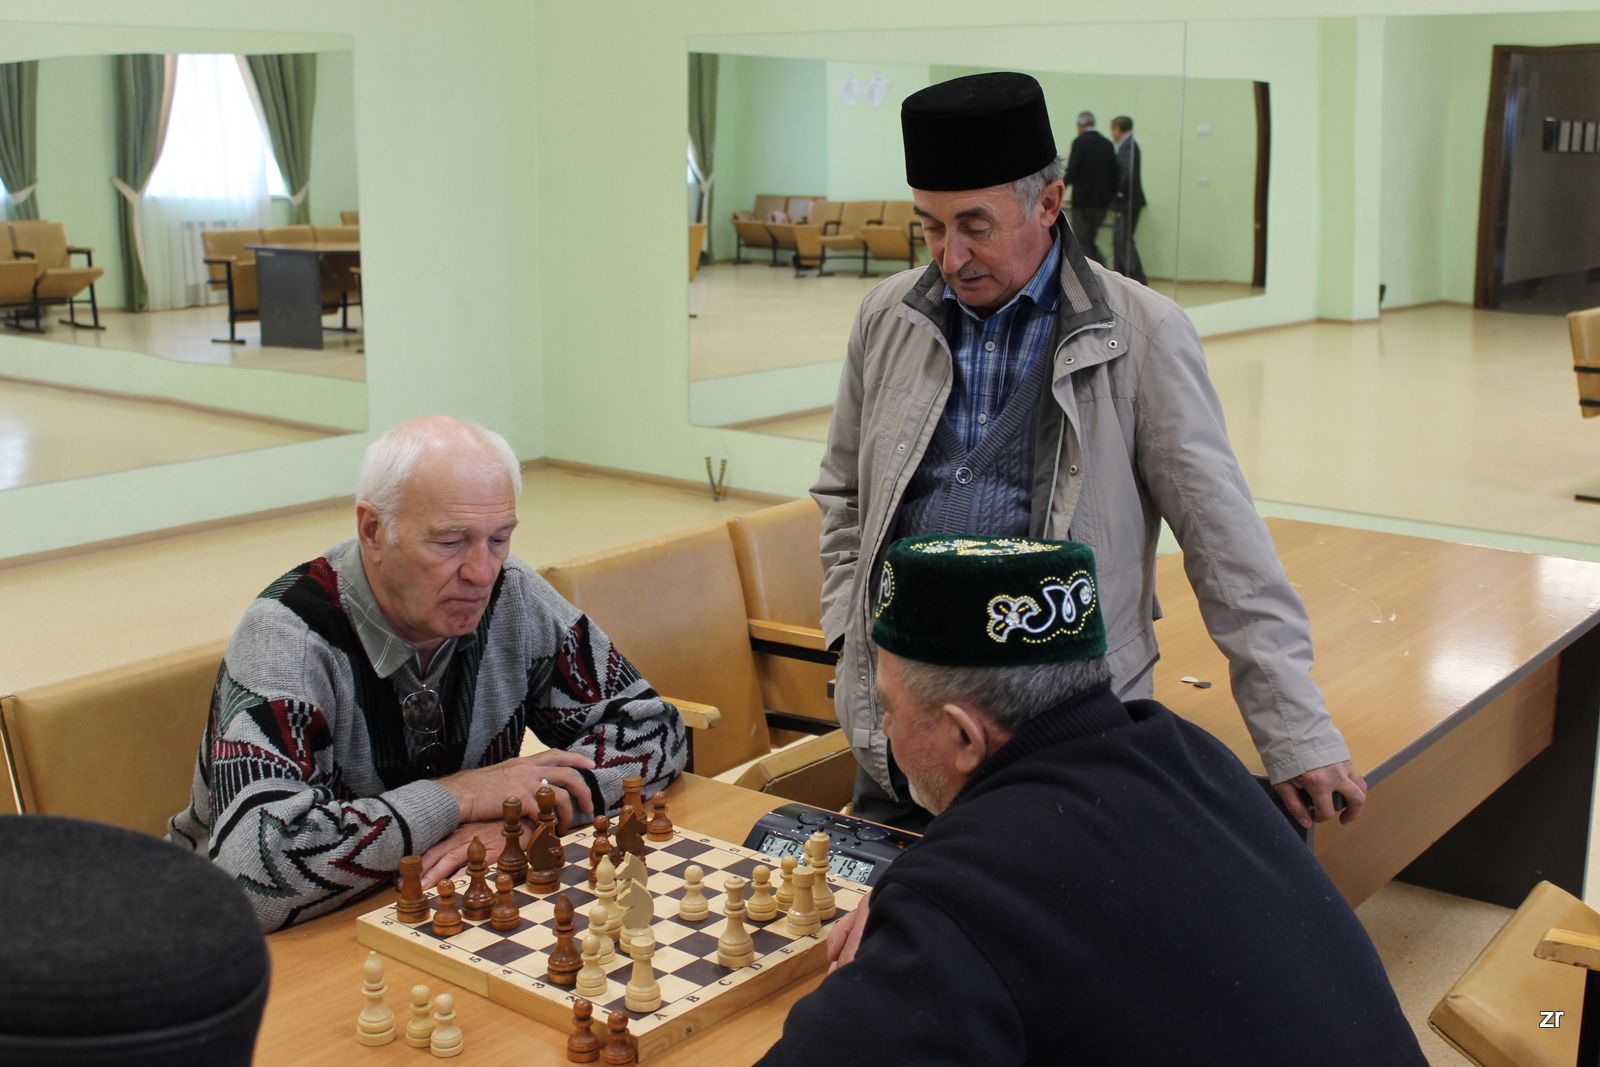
left=431, top=880, right=464, bottom=937
left=717, top=876, right=754, bottom=969
left=806, top=831, right=837, bottom=920
left=624, top=930, right=662, bottom=1013
left=576, top=933, right=610, bottom=1000
left=462, top=836, right=495, bottom=922
left=355, top=951, right=395, bottom=1046
left=498, top=796, right=527, bottom=886
left=395, top=855, right=429, bottom=924
left=588, top=900, right=617, bottom=965
left=490, top=872, right=520, bottom=931
left=776, top=855, right=797, bottom=914
left=429, top=992, right=463, bottom=1058
left=747, top=864, right=777, bottom=922
left=786, top=868, right=820, bottom=938
left=567, top=998, right=601, bottom=1064
left=588, top=815, right=613, bottom=888
left=602, top=1010, right=637, bottom=1066
left=404, top=984, right=434, bottom=1048
left=646, top=793, right=673, bottom=841
left=547, top=894, right=584, bottom=988
left=678, top=864, right=709, bottom=922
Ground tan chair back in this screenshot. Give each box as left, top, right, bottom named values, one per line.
left=340, top=210, right=360, bottom=226
left=7, top=220, right=70, bottom=269
left=784, top=197, right=822, bottom=221
left=201, top=228, right=264, bottom=284
left=313, top=225, right=359, bottom=244
left=540, top=525, right=772, bottom=778
left=0, top=707, right=20, bottom=815
left=879, top=200, right=916, bottom=234
left=809, top=201, right=843, bottom=227
left=688, top=223, right=707, bottom=282
left=728, top=501, right=833, bottom=724
left=753, top=194, right=788, bottom=221
left=0, top=222, right=13, bottom=261
left=836, top=200, right=885, bottom=238
left=1430, top=880, right=1597, bottom=1067
left=262, top=225, right=315, bottom=246
left=2, top=641, right=226, bottom=837
left=1570, top=307, right=1600, bottom=419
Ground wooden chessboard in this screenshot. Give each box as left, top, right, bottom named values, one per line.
left=355, top=825, right=865, bottom=1061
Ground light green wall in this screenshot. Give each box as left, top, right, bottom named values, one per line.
left=823, top=61, right=929, bottom=201
left=1378, top=17, right=1455, bottom=307
left=308, top=48, right=358, bottom=227
left=34, top=56, right=122, bottom=303
left=0, top=4, right=541, bottom=560
left=1176, top=78, right=1258, bottom=285
left=711, top=54, right=826, bottom=261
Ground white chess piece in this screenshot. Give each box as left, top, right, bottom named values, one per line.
left=747, top=864, right=777, bottom=922
left=807, top=832, right=837, bottom=920
left=679, top=863, right=709, bottom=921
left=588, top=899, right=617, bottom=965
left=576, top=934, right=610, bottom=1000
left=786, top=867, right=821, bottom=938
left=429, top=992, right=463, bottom=1058
left=404, top=984, right=433, bottom=1048
left=718, top=876, right=755, bottom=968
left=624, top=930, right=662, bottom=1012
left=355, top=951, right=395, bottom=1046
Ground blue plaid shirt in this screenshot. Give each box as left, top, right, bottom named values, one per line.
left=941, top=235, right=1062, bottom=452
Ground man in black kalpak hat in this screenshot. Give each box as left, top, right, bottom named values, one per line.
left=756, top=535, right=1423, bottom=1066
left=812, top=72, right=1365, bottom=836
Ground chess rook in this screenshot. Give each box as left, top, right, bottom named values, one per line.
left=786, top=868, right=820, bottom=938
left=624, top=929, right=662, bottom=1013
left=396, top=855, right=429, bottom=924
left=622, top=774, right=646, bottom=822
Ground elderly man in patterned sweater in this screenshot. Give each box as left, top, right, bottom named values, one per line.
left=169, top=416, right=687, bottom=931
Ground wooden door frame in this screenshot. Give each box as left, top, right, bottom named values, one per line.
left=1252, top=81, right=1270, bottom=291
left=1475, top=42, right=1600, bottom=309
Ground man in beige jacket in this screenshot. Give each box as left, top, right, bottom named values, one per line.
left=812, top=71, right=1365, bottom=832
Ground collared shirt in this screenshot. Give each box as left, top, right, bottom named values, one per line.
left=339, top=541, right=466, bottom=693
left=940, top=234, right=1062, bottom=452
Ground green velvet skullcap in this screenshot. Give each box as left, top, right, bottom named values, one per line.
left=871, top=534, right=1106, bottom=667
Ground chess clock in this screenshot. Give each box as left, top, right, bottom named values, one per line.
left=743, top=803, right=919, bottom=887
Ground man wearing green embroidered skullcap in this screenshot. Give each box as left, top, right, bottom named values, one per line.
left=756, top=533, right=1422, bottom=1067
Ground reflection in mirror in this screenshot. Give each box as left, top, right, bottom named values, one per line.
left=685, top=38, right=1266, bottom=443
left=0, top=37, right=363, bottom=491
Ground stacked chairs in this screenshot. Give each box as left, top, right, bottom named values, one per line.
left=769, top=200, right=839, bottom=274
left=859, top=200, right=924, bottom=273
left=732, top=194, right=824, bottom=265
left=0, top=221, right=104, bottom=333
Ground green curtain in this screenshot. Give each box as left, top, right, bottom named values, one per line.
left=688, top=53, right=718, bottom=260
left=0, top=61, right=40, bottom=220
left=247, top=54, right=317, bottom=225
left=114, top=55, right=173, bottom=312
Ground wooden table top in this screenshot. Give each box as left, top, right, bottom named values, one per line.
left=258, top=518, right=1600, bottom=1064
left=1151, top=518, right=1600, bottom=785
left=259, top=773, right=802, bottom=1065
left=247, top=242, right=361, bottom=254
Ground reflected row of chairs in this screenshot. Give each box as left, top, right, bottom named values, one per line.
left=0, top=221, right=104, bottom=334
left=201, top=224, right=361, bottom=345
left=731, top=195, right=925, bottom=277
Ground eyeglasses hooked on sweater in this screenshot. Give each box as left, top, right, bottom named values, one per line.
left=400, top=685, right=446, bottom=776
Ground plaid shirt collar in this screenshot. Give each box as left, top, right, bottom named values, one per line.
left=337, top=540, right=470, bottom=684
left=942, top=232, right=1063, bottom=320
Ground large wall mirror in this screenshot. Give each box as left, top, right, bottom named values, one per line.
left=0, top=24, right=363, bottom=491
left=683, top=21, right=1270, bottom=441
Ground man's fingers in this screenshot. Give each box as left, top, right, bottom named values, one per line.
left=1338, top=771, right=1369, bottom=825
left=834, top=893, right=871, bottom=969
left=826, top=909, right=858, bottom=963
left=1308, top=783, right=1338, bottom=824
left=1273, top=781, right=1313, bottom=830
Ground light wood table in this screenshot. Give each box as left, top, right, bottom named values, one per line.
left=259, top=774, right=805, bottom=1065
left=257, top=518, right=1600, bottom=1062
left=1151, top=518, right=1600, bottom=907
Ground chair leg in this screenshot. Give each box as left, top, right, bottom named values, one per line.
left=60, top=284, right=106, bottom=330
left=1579, top=493, right=1600, bottom=504
left=212, top=268, right=245, bottom=345
left=858, top=246, right=872, bottom=278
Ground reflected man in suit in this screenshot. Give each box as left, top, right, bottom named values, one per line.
left=1110, top=115, right=1147, bottom=285
left=1061, top=111, right=1118, bottom=265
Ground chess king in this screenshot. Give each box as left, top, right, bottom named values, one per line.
left=755, top=534, right=1425, bottom=1066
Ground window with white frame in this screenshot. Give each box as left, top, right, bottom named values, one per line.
left=146, top=54, right=287, bottom=200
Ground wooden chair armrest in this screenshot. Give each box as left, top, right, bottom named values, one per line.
left=13, top=250, right=34, bottom=260
left=203, top=256, right=237, bottom=266
left=822, top=220, right=841, bottom=235
left=1536, top=928, right=1600, bottom=971
left=663, top=696, right=721, bottom=731
left=66, top=245, right=93, bottom=254
left=748, top=619, right=828, bottom=652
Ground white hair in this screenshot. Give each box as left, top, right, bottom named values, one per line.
left=1010, top=155, right=1065, bottom=211
left=892, top=654, right=1111, bottom=734
left=356, top=417, right=521, bottom=541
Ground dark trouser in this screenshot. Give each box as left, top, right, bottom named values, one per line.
left=1069, top=206, right=1108, bottom=265
left=851, top=758, right=933, bottom=835
left=1114, top=205, right=1146, bottom=284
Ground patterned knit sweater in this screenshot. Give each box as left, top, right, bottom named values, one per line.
left=168, top=541, right=687, bottom=932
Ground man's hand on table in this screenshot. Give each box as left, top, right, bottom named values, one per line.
left=1274, top=759, right=1367, bottom=829
left=424, top=750, right=595, bottom=885
left=826, top=891, right=871, bottom=973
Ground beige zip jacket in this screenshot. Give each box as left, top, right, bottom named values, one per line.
left=812, top=225, right=1350, bottom=794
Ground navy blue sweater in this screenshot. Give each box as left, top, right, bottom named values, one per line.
left=757, top=687, right=1424, bottom=1066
